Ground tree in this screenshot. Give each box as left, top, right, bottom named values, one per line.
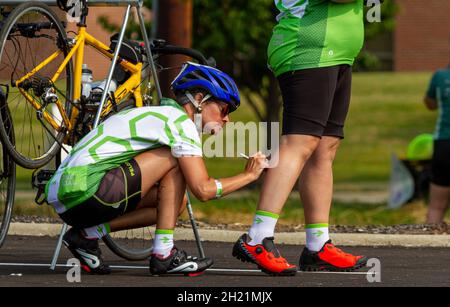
left=356, top=0, right=398, bottom=71
left=98, top=0, right=398, bottom=122
left=192, top=0, right=279, bottom=123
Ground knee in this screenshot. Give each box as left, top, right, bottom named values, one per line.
left=162, top=147, right=179, bottom=170
left=152, top=146, right=180, bottom=169
left=282, top=135, right=321, bottom=161
left=310, top=140, right=340, bottom=166
left=300, top=143, right=319, bottom=162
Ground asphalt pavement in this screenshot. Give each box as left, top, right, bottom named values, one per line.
left=0, top=235, right=448, bottom=287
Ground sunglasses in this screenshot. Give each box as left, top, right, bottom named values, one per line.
left=217, top=103, right=230, bottom=117
left=204, top=100, right=231, bottom=117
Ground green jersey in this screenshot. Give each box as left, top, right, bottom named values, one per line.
left=268, top=0, right=365, bottom=76
left=45, top=98, right=202, bottom=214
left=427, top=69, right=450, bottom=140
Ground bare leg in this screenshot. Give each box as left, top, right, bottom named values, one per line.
left=109, top=186, right=158, bottom=232
left=155, top=165, right=186, bottom=230
left=108, top=147, right=186, bottom=232
left=427, top=183, right=450, bottom=223
left=299, top=136, right=341, bottom=224
left=257, top=135, right=320, bottom=214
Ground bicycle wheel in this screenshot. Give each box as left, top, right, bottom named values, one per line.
left=0, top=103, right=16, bottom=248
left=0, top=2, right=73, bottom=169
left=103, top=228, right=153, bottom=261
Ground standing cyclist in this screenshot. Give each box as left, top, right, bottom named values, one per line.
left=232, top=0, right=368, bottom=275
left=424, top=58, right=450, bottom=223
left=46, top=62, right=268, bottom=275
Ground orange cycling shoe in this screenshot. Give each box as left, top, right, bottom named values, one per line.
left=299, top=240, right=368, bottom=272
left=232, top=234, right=297, bottom=276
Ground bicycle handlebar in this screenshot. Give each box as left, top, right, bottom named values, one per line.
left=151, top=40, right=216, bottom=67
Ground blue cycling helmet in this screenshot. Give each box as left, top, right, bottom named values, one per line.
left=171, top=62, right=240, bottom=113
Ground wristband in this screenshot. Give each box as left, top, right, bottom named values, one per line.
left=214, top=179, right=223, bottom=199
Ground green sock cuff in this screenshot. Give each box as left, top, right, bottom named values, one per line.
left=104, top=223, right=111, bottom=234
left=306, top=223, right=329, bottom=229
left=256, top=210, right=279, bottom=220
left=155, top=229, right=174, bottom=235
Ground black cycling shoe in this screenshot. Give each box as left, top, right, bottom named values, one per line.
left=149, top=246, right=213, bottom=276
left=62, top=227, right=111, bottom=275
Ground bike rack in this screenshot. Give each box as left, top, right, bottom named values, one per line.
left=0, top=0, right=205, bottom=269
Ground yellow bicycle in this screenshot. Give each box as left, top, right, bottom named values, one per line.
left=0, top=0, right=155, bottom=169
left=0, top=0, right=213, bottom=259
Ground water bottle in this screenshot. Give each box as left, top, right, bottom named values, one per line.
left=81, top=64, right=93, bottom=98
left=84, top=78, right=117, bottom=105
left=91, top=79, right=117, bottom=95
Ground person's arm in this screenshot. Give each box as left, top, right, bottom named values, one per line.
left=178, top=153, right=268, bottom=202
left=424, top=96, right=438, bottom=110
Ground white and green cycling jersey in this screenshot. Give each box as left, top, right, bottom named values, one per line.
left=268, top=0, right=365, bottom=76
left=45, top=98, right=202, bottom=214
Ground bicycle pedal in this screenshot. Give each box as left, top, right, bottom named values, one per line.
left=32, top=169, right=55, bottom=189
left=32, top=170, right=55, bottom=206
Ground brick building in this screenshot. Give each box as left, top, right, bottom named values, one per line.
left=394, top=0, right=450, bottom=71
left=67, top=6, right=146, bottom=79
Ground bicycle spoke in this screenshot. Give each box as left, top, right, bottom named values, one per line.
left=0, top=5, right=73, bottom=168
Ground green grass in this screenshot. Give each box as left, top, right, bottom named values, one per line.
left=11, top=71, right=436, bottom=186
left=5, top=71, right=445, bottom=227
left=185, top=191, right=450, bottom=226
left=9, top=191, right=449, bottom=226
left=10, top=197, right=57, bottom=217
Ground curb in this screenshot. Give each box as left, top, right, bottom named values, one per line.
left=8, top=223, right=450, bottom=247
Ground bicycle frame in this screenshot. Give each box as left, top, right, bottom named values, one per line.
left=14, top=25, right=145, bottom=141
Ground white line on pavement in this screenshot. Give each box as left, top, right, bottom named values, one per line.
left=0, top=262, right=373, bottom=275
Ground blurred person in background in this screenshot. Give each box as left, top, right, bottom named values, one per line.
left=424, top=45, right=450, bottom=224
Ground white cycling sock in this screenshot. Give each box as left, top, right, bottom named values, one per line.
left=306, top=223, right=330, bottom=252
left=82, top=223, right=110, bottom=240
left=248, top=210, right=279, bottom=246
left=152, top=229, right=174, bottom=258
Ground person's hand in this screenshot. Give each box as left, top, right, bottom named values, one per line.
left=244, top=151, right=269, bottom=181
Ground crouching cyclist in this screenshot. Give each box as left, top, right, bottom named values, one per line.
left=45, top=62, right=268, bottom=275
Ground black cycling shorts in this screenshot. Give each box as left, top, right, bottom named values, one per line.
left=277, top=64, right=352, bottom=138
left=59, top=159, right=142, bottom=229
left=431, top=140, right=450, bottom=187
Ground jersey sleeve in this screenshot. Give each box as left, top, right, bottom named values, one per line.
left=426, top=72, right=440, bottom=100
left=168, top=113, right=202, bottom=157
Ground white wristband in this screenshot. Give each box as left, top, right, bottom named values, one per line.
left=214, top=179, right=223, bottom=199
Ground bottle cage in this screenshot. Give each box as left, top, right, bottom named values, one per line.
left=57, top=0, right=70, bottom=11
left=57, top=0, right=88, bottom=16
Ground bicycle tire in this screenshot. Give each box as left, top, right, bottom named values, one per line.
left=0, top=2, right=73, bottom=169
left=103, top=232, right=153, bottom=261
left=0, top=103, right=17, bottom=248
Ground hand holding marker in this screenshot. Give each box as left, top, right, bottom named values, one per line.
left=240, top=152, right=270, bottom=177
